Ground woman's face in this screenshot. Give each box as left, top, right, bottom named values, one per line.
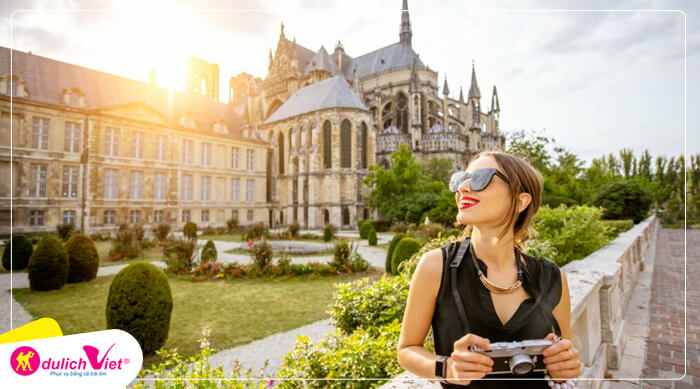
left=454, top=156, right=512, bottom=228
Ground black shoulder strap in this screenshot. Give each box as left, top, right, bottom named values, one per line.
left=450, top=241, right=471, bottom=335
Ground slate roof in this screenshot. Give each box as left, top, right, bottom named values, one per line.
left=303, top=46, right=340, bottom=76
left=343, top=42, right=425, bottom=80
left=0, top=46, right=251, bottom=138
left=264, top=75, right=367, bottom=124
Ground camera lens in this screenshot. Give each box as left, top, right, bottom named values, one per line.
left=509, top=354, right=535, bottom=376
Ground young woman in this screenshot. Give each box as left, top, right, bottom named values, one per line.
left=397, top=151, right=582, bottom=388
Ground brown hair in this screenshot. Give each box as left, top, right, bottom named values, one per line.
left=453, top=150, right=544, bottom=252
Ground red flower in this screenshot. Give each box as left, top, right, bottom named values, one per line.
left=248, top=239, right=254, bottom=248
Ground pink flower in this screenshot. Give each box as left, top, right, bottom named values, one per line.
left=266, top=379, right=275, bottom=387
left=248, top=239, right=254, bottom=248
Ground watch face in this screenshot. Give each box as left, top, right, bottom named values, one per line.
left=436, top=357, right=446, bottom=378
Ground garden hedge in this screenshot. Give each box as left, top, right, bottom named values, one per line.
left=27, top=235, right=69, bottom=291
left=64, top=234, right=99, bottom=283
left=2, top=234, right=33, bottom=271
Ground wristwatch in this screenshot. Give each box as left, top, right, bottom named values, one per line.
left=435, top=355, right=449, bottom=384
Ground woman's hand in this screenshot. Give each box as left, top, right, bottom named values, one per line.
left=445, top=333, right=494, bottom=386
left=543, top=333, right=582, bottom=381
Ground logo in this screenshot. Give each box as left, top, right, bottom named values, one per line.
left=10, top=346, right=40, bottom=376
left=83, top=343, right=116, bottom=369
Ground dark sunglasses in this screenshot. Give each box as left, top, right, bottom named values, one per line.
left=449, top=168, right=510, bottom=192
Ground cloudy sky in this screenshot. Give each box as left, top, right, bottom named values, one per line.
left=1, top=0, right=697, bottom=168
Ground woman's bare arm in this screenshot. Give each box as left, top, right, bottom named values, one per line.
left=396, top=248, right=445, bottom=379
left=552, top=268, right=572, bottom=340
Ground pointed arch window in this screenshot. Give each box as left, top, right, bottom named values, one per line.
left=360, top=122, right=368, bottom=169
left=340, top=119, right=351, bottom=168
left=278, top=132, right=285, bottom=174
left=323, top=120, right=332, bottom=169
left=397, top=93, right=408, bottom=133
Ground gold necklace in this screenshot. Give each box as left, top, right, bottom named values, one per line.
left=469, top=240, right=524, bottom=294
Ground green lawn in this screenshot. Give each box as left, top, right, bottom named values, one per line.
left=13, top=268, right=384, bottom=367
left=95, top=241, right=164, bottom=267
left=223, top=247, right=333, bottom=257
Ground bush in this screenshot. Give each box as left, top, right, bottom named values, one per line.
left=414, top=222, right=446, bottom=241
left=2, top=234, right=33, bottom=271
left=183, top=222, right=198, bottom=240
left=362, top=219, right=392, bottom=232
left=359, top=222, right=373, bottom=239
left=522, top=239, right=559, bottom=263
left=591, top=178, right=653, bottom=224
left=385, top=233, right=406, bottom=273
left=64, top=234, right=99, bottom=283
left=226, top=218, right=239, bottom=234
left=153, top=223, right=171, bottom=242
left=249, top=239, right=273, bottom=271
left=162, top=237, right=198, bottom=274
left=330, top=240, right=353, bottom=269
left=131, top=224, right=145, bottom=244
left=109, top=227, right=140, bottom=261
left=288, top=222, right=300, bottom=238
left=391, top=237, right=421, bottom=275
left=27, top=235, right=69, bottom=291
left=322, top=224, right=334, bottom=242
left=601, top=219, right=635, bottom=239
left=106, top=262, right=173, bottom=355
left=200, top=240, right=217, bottom=264
left=390, top=221, right=414, bottom=233
left=245, top=222, right=269, bottom=240
left=56, top=223, right=74, bottom=241
left=368, top=228, right=377, bottom=246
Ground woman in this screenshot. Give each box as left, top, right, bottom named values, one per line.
left=397, top=151, right=582, bottom=388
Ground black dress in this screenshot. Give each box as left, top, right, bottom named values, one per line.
left=431, top=238, right=563, bottom=388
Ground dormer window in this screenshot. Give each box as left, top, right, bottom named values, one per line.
left=1, top=74, right=27, bottom=98
left=212, top=119, right=228, bottom=134
left=60, top=88, right=86, bottom=108
left=179, top=115, right=196, bottom=128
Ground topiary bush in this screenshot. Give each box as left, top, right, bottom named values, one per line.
left=288, top=222, right=300, bottom=238
left=153, top=223, right=171, bottom=242
left=368, top=228, right=377, bottom=246
left=359, top=222, right=373, bottom=239
left=200, top=240, right=217, bottom=264
left=2, top=234, right=33, bottom=271
left=322, top=224, right=334, bottom=242
left=385, top=233, right=406, bottom=273
left=391, top=237, right=421, bottom=275
left=64, top=233, right=99, bottom=283
left=106, top=262, right=173, bottom=355
left=27, top=235, right=69, bottom=291
left=591, top=178, right=653, bottom=224
left=56, top=223, right=74, bottom=241
left=183, top=222, right=198, bottom=240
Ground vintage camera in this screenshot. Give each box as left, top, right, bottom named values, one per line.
left=469, top=338, right=555, bottom=376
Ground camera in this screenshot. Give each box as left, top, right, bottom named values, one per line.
left=468, top=338, right=555, bottom=376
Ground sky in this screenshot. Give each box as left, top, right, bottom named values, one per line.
left=1, top=0, right=698, bottom=169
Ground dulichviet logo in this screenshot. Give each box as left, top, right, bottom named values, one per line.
left=2, top=329, right=142, bottom=388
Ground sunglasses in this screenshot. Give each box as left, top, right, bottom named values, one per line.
left=449, top=168, right=510, bottom=192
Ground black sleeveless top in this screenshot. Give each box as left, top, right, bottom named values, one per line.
left=431, top=238, right=563, bottom=388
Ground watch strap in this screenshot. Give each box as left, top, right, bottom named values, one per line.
left=435, top=355, right=449, bottom=383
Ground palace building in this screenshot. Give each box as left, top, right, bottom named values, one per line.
left=0, top=0, right=504, bottom=235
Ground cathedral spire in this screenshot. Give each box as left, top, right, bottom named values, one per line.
left=459, top=86, right=464, bottom=102
left=280, top=22, right=286, bottom=39
left=399, top=0, right=412, bottom=46
left=442, top=73, right=450, bottom=97
left=468, top=61, right=481, bottom=100
left=490, top=85, right=500, bottom=113
left=409, top=54, right=421, bottom=93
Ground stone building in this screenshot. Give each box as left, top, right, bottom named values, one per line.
left=0, top=46, right=269, bottom=236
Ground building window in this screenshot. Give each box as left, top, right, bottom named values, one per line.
left=104, top=210, right=116, bottom=225
left=29, top=210, right=44, bottom=226
left=323, top=120, right=332, bottom=168
left=342, top=207, right=350, bottom=225
left=278, top=133, right=285, bottom=174
left=62, top=166, right=79, bottom=198
left=231, top=178, right=239, bottom=201
left=247, top=209, right=253, bottom=221
left=246, top=179, right=254, bottom=202
left=154, top=172, right=166, bottom=200
left=246, top=149, right=255, bottom=171
left=182, top=209, right=191, bottom=222
left=132, top=131, right=144, bottom=159
left=64, top=121, right=81, bottom=153
left=201, top=209, right=209, bottom=222
left=129, top=210, right=141, bottom=224
left=201, top=176, right=211, bottom=201
left=62, top=210, right=76, bottom=225
left=202, top=142, right=211, bottom=166
left=30, top=163, right=47, bottom=197
left=341, top=119, right=351, bottom=168
left=154, top=210, right=164, bottom=223
left=104, top=169, right=118, bottom=199
left=32, top=117, right=50, bottom=150
left=231, top=209, right=239, bottom=222
left=360, top=122, right=368, bottom=169
left=182, top=174, right=192, bottom=201
left=182, top=139, right=193, bottom=164
left=156, top=135, right=167, bottom=161
left=105, top=127, right=120, bottom=156
left=129, top=171, right=143, bottom=200
left=231, top=147, right=239, bottom=169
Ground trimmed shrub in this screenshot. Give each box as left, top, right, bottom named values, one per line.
left=2, top=234, right=33, bottom=271
left=244, top=222, right=269, bottom=240
left=359, top=222, right=373, bottom=239
left=288, top=222, right=300, bottom=238
left=183, top=222, right=198, bottom=240
left=322, top=224, right=334, bottom=242
left=56, top=223, right=74, bottom=241
left=249, top=239, right=273, bottom=271
left=363, top=219, right=392, bottom=232
left=106, top=262, right=173, bottom=355
left=226, top=218, right=239, bottom=234
left=27, top=235, right=69, bottom=291
left=390, top=221, right=414, bottom=233
left=368, top=228, right=378, bottom=246
left=385, top=233, right=406, bottom=273
left=331, top=240, right=353, bottom=268
left=391, top=237, right=421, bottom=275
left=591, top=179, right=653, bottom=224
left=153, top=223, right=171, bottom=242
left=200, top=240, right=217, bottom=264
left=64, top=234, right=99, bottom=283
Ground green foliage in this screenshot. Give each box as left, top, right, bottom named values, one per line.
left=245, top=222, right=269, bottom=240
left=331, top=240, right=353, bottom=269
left=328, top=275, right=409, bottom=334
left=28, top=235, right=69, bottom=291
left=323, top=224, right=334, bottom=242
left=359, top=222, right=373, bottom=239
left=56, top=223, right=75, bottom=241
left=106, top=262, right=173, bottom=355
left=368, top=228, right=377, bottom=246
left=385, top=233, right=406, bottom=273
left=506, top=129, right=555, bottom=173
left=132, top=224, right=145, bottom=244
left=420, top=157, right=454, bottom=188
left=413, top=222, right=446, bottom=242
left=276, top=320, right=405, bottom=389
left=200, top=240, right=218, bottom=264
left=522, top=239, right=559, bottom=263
left=162, top=237, right=198, bottom=274
left=399, top=235, right=456, bottom=281
left=601, top=219, right=635, bottom=239
left=2, top=234, right=33, bottom=271
left=391, top=237, right=420, bottom=275
left=152, top=223, right=171, bottom=242
left=249, top=239, right=273, bottom=271
left=226, top=218, right=241, bottom=234
left=108, top=226, right=140, bottom=261
left=183, top=222, right=198, bottom=240
left=390, top=221, right=414, bottom=233
left=532, top=204, right=610, bottom=266
left=288, top=222, right=300, bottom=238
left=591, top=178, right=653, bottom=223
left=361, top=219, right=392, bottom=233
left=64, top=234, right=99, bottom=283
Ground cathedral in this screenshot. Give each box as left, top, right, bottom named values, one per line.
left=229, top=0, right=505, bottom=229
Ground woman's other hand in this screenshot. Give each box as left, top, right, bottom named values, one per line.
left=543, top=333, right=582, bottom=381
left=445, top=333, right=494, bottom=386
